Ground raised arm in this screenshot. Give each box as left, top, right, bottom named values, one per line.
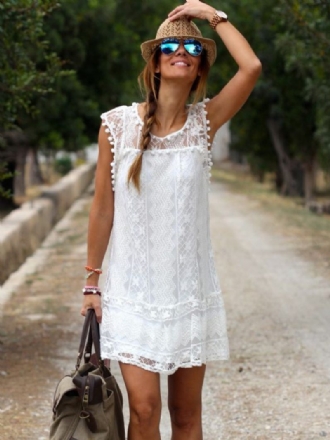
left=81, top=124, right=114, bottom=323
left=169, top=0, right=262, bottom=139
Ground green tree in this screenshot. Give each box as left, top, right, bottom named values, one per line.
left=276, top=0, right=330, bottom=199
left=0, top=0, right=62, bottom=129
left=0, top=0, right=63, bottom=203
left=217, top=0, right=329, bottom=200
left=77, top=0, right=175, bottom=112
left=20, top=0, right=98, bottom=186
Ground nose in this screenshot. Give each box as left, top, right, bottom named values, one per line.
left=175, top=41, right=187, bottom=56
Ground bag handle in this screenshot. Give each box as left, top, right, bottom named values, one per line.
left=75, top=309, right=104, bottom=372
left=84, top=325, right=93, bottom=364
left=75, top=309, right=94, bottom=370
left=90, top=310, right=105, bottom=372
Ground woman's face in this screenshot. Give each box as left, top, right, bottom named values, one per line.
left=155, top=40, right=202, bottom=85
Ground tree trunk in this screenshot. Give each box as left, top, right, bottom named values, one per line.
left=0, top=160, right=18, bottom=210
left=28, top=148, right=44, bottom=185
left=14, top=146, right=28, bottom=200
left=303, top=152, right=317, bottom=203
left=256, top=169, right=265, bottom=183
left=267, top=118, right=299, bottom=197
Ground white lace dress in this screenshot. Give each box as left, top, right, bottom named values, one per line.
left=100, top=100, right=229, bottom=374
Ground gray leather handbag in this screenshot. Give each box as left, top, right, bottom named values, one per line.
left=49, top=309, right=125, bottom=440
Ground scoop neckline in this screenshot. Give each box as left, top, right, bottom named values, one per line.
left=133, top=102, right=193, bottom=140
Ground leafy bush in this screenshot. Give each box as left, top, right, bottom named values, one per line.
left=54, top=156, right=73, bottom=176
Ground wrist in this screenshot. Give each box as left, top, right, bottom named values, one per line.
left=209, top=9, right=228, bottom=30
left=84, top=264, right=102, bottom=282
left=82, top=285, right=102, bottom=296
left=84, top=273, right=100, bottom=285
left=205, top=6, right=216, bottom=22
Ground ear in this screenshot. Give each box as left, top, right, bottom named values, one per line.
left=155, top=64, right=160, bottom=73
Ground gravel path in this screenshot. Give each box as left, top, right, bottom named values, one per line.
left=0, top=181, right=329, bottom=439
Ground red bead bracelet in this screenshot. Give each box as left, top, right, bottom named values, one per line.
left=84, top=266, right=102, bottom=274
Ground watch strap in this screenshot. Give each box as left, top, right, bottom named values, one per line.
left=209, top=10, right=228, bottom=30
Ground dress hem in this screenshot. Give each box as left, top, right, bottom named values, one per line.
left=102, top=352, right=230, bottom=375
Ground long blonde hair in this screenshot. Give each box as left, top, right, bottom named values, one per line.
left=127, top=48, right=210, bottom=192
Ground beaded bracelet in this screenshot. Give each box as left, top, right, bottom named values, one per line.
left=82, top=285, right=102, bottom=296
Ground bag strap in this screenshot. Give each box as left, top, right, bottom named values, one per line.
left=75, top=309, right=94, bottom=370
left=90, top=310, right=105, bottom=372
left=75, top=309, right=105, bottom=372
left=84, top=325, right=93, bottom=364
left=84, top=312, right=101, bottom=364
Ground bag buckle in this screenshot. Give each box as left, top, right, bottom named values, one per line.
left=83, top=385, right=89, bottom=404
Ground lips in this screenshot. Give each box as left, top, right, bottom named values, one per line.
left=171, top=61, right=190, bottom=66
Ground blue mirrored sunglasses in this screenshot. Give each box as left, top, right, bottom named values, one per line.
left=160, top=38, right=203, bottom=57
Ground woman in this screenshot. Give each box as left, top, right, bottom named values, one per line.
left=81, top=1, right=261, bottom=438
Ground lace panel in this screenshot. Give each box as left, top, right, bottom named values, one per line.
left=100, top=100, right=229, bottom=373
left=100, top=100, right=214, bottom=188
left=101, top=303, right=229, bottom=374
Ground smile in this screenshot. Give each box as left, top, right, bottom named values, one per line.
left=172, top=61, right=189, bottom=66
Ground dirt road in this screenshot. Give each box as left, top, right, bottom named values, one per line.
left=0, top=180, right=329, bottom=439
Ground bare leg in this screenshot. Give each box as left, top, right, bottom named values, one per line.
left=119, top=362, right=162, bottom=440
left=168, top=365, right=206, bottom=440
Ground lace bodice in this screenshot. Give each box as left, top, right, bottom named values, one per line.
left=99, top=101, right=229, bottom=374
left=101, top=101, right=213, bottom=192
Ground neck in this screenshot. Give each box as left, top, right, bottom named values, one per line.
left=155, top=80, right=192, bottom=131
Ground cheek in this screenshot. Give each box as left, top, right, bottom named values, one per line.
left=155, top=55, right=165, bottom=74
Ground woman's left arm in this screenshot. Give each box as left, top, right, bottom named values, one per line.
left=169, top=1, right=262, bottom=136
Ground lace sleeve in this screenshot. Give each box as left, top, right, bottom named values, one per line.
left=100, top=105, right=126, bottom=191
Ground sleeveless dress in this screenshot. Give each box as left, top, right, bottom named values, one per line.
left=100, top=100, right=229, bottom=374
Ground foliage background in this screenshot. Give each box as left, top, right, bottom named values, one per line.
left=0, top=0, right=329, bottom=201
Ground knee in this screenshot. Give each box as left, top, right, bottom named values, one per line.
left=169, top=404, right=201, bottom=432
left=129, top=396, right=161, bottom=428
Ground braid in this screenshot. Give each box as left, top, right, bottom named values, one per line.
left=127, top=93, right=158, bottom=192
left=127, top=52, right=160, bottom=192
left=141, top=92, right=158, bottom=152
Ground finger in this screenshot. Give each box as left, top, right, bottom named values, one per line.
left=168, top=5, right=186, bottom=18
left=81, top=301, right=94, bottom=317
left=94, top=305, right=103, bottom=324
left=168, top=11, right=189, bottom=21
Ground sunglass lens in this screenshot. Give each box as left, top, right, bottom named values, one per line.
left=184, top=39, right=203, bottom=56
left=160, top=38, right=180, bottom=55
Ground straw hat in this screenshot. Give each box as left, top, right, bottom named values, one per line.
left=141, top=17, right=217, bottom=66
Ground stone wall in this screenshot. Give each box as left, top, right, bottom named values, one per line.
left=0, top=163, right=95, bottom=284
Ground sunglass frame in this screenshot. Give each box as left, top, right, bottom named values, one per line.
left=159, top=38, right=204, bottom=57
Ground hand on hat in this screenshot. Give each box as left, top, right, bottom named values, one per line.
left=168, top=0, right=215, bottom=22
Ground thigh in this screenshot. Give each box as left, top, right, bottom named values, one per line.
left=119, top=362, right=161, bottom=407
left=168, top=365, right=206, bottom=409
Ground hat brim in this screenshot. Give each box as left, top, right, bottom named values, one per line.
left=141, top=36, right=217, bottom=66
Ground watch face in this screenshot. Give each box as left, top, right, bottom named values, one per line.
left=216, top=10, right=228, bottom=20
